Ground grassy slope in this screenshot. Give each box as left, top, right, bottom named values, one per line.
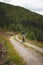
left=0, top=34, right=26, bottom=65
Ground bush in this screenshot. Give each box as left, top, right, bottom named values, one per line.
left=28, top=31, right=36, bottom=40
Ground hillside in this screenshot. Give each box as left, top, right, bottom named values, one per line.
left=0, top=2, right=43, bottom=41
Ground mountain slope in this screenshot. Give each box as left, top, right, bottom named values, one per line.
left=0, top=2, right=43, bottom=41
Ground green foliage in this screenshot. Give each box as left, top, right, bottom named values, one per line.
left=28, top=31, right=36, bottom=40
left=0, top=2, right=43, bottom=41
left=0, top=34, right=4, bottom=42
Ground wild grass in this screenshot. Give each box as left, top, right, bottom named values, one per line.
left=0, top=35, right=4, bottom=42
left=0, top=34, right=26, bottom=65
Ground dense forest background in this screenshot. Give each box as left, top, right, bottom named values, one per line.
left=0, top=2, right=43, bottom=41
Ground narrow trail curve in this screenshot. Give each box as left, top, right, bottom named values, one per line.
left=9, top=36, right=43, bottom=65
left=16, top=35, right=43, bottom=53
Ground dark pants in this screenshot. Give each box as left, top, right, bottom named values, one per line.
left=23, top=38, right=25, bottom=42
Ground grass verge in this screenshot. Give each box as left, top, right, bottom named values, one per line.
left=0, top=34, right=26, bottom=65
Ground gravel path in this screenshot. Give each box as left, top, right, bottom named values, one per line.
left=16, top=35, right=43, bottom=53
left=9, top=36, right=43, bottom=65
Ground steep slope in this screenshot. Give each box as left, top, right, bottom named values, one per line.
left=0, top=2, right=43, bottom=41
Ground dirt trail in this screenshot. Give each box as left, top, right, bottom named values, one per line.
left=9, top=36, right=43, bottom=65
left=16, top=35, right=43, bottom=53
